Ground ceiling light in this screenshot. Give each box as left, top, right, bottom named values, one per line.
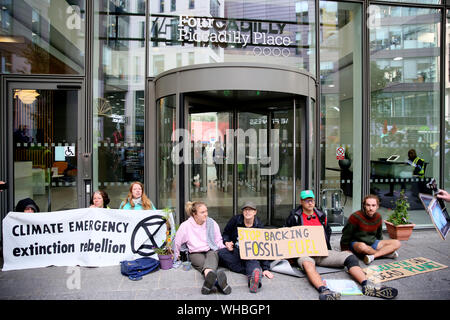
left=393, top=57, right=403, bottom=61
left=14, top=89, right=40, bottom=104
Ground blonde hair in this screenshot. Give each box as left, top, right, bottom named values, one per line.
left=185, top=201, right=206, bottom=217
left=122, top=181, right=153, bottom=210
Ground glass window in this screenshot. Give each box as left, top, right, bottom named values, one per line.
left=319, top=1, right=362, bottom=228
left=92, top=0, right=147, bottom=209
left=13, top=88, right=79, bottom=212
left=158, top=95, right=176, bottom=210
left=374, top=0, right=440, bottom=5
left=149, top=0, right=316, bottom=76
left=370, top=6, right=441, bottom=226
left=446, top=11, right=450, bottom=191
left=0, top=0, right=86, bottom=74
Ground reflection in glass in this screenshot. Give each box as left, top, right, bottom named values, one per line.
left=149, top=0, right=315, bottom=76
left=188, top=110, right=234, bottom=226
left=13, top=89, right=78, bottom=212
left=237, top=112, right=269, bottom=225
left=182, top=90, right=301, bottom=227
left=445, top=11, right=450, bottom=191
left=158, top=95, right=176, bottom=209
left=0, top=0, right=86, bottom=74
left=319, top=1, right=362, bottom=227
left=370, top=6, right=441, bottom=225
left=92, top=0, right=146, bottom=209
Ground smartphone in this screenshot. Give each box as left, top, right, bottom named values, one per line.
left=0, top=183, right=7, bottom=190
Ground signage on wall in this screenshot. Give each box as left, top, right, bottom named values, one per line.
left=151, top=15, right=297, bottom=57
left=178, top=15, right=292, bottom=50
left=336, top=146, right=345, bottom=160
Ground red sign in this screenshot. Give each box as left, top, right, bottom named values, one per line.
left=336, top=146, right=345, bottom=160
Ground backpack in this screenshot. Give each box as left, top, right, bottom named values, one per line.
left=120, top=257, right=160, bottom=281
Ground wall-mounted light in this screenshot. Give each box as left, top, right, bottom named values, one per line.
left=14, top=89, right=40, bottom=104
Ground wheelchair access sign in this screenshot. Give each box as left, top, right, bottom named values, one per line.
left=64, top=146, right=76, bottom=157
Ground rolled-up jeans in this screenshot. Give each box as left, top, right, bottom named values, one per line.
left=189, top=250, right=219, bottom=276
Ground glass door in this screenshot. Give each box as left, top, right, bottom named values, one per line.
left=8, top=80, right=87, bottom=212
left=187, top=103, right=234, bottom=226
left=182, top=90, right=305, bottom=227
left=236, top=111, right=269, bottom=225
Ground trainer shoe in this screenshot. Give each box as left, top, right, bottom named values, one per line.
left=201, top=271, right=217, bottom=295
left=364, top=254, right=375, bottom=265
left=249, top=268, right=262, bottom=293
left=385, top=251, right=399, bottom=259
left=362, top=281, right=398, bottom=299
left=319, top=288, right=341, bottom=300
left=216, top=270, right=232, bottom=295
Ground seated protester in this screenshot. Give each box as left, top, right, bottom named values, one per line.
left=174, top=201, right=231, bottom=295
left=285, top=190, right=398, bottom=300
left=119, top=181, right=156, bottom=210
left=218, top=201, right=274, bottom=293
left=340, top=194, right=400, bottom=265
left=15, top=198, right=40, bottom=213
left=89, top=190, right=111, bottom=209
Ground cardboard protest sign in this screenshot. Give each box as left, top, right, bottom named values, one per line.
left=363, top=257, right=447, bottom=283
left=238, top=226, right=328, bottom=260
left=2, top=208, right=175, bottom=271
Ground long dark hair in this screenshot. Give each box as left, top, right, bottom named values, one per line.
left=90, top=190, right=110, bottom=208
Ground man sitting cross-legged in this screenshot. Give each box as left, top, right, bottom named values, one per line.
left=340, top=194, right=401, bottom=265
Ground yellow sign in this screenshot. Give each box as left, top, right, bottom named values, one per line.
left=238, top=226, right=329, bottom=260
left=363, top=257, right=448, bottom=283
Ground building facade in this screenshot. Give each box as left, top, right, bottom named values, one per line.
left=0, top=0, right=449, bottom=232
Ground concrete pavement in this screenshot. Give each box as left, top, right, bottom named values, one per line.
left=0, top=229, right=449, bottom=301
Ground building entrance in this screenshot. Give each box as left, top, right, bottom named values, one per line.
left=186, top=91, right=304, bottom=227
left=4, top=78, right=89, bottom=213
left=153, top=63, right=316, bottom=228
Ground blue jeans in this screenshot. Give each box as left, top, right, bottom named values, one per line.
left=218, top=247, right=261, bottom=277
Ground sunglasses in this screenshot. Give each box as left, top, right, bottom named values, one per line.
left=306, top=215, right=316, bottom=220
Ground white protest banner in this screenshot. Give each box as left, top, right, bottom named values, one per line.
left=2, top=208, right=175, bottom=271
left=238, top=226, right=328, bottom=260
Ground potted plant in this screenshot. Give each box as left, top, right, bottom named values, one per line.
left=154, top=209, right=175, bottom=270
left=384, top=190, right=415, bottom=240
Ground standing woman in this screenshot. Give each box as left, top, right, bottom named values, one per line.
left=119, top=181, right=156, bottom=210
left=89, top=190, right=111, bottom=208
left=174, top=201, right=231, bottom=295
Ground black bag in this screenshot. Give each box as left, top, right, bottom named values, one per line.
left=120, top=257, right=160, bottom=281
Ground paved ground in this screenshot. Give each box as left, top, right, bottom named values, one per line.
left=0, top=229, right=449, bottom=301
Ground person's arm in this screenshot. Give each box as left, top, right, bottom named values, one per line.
left=174, top=223, right=187, bottom=259
left=222, top=217, right=235, bottom=251
left=437, top=189, right=450, bottom=202
left=376, top=216, right=383, bottom=240
left=213, top=220, right=226, bottom=250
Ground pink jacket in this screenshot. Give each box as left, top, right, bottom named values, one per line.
left=174, top=217, right=225, bottom=258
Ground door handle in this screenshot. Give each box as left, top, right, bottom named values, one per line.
left=81, top=152, right=92, bottom=179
